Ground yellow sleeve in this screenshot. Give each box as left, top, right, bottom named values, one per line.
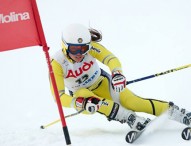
left=89, top=42, right=122, bottom=73
left=50, top=59, right=73, bottom=108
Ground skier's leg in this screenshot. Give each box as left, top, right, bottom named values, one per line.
left=119, top=89, right=191, bottom=126
left=74, top=88, right=150, bottom=130
left=119, top=88, right=169, bottom=116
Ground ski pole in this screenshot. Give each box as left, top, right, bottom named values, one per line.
left=41, top=100, right=106, bottom=129
left=126, top=64, right=191, bottom=85
left=40, top=109, right=85, bottom=129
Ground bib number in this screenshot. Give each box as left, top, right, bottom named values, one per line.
left=76, top=74, right=89, bottom=84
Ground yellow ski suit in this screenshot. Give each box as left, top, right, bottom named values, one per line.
left=50, top=41, right=169, bottom=118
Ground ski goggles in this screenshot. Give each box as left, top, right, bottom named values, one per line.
left=67, top=44, right=91, bottom=55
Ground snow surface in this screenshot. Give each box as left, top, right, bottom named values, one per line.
left=0, top=0, right=191, bottom=145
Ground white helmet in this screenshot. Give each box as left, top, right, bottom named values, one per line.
left=62, top=24, right=91, bottom=50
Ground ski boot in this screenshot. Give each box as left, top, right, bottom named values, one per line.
left=168, top=102, right=191, bottom=126
left=109, top=103, right=150, bottom=131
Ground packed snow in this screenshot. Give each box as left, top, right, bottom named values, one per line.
left=0, top=0, right=191, bottom=145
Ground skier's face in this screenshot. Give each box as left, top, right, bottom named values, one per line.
left=68, top=53, right=85, bottom=63
left=67, top=45, right=89, bottom=62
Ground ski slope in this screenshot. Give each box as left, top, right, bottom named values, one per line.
left=0, top=0, right=191, bottom=145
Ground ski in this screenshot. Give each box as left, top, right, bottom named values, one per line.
left=125, top=129, right=145, bottom=143
left=125, top=118, right=151, bottom=143
left=181, top=127, right=191, bottom=140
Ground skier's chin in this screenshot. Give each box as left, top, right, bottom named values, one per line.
left=74, top=55, right=84, bottom=62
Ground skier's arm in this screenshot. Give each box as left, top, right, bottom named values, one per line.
left=89, top=42, right=126, bottom=92
left=89, top=42, right=123, bottom=73
left=50, top=59, right=73, bottom=107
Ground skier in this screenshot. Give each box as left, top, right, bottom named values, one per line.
left=50, top=23, right=191, bottom=131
